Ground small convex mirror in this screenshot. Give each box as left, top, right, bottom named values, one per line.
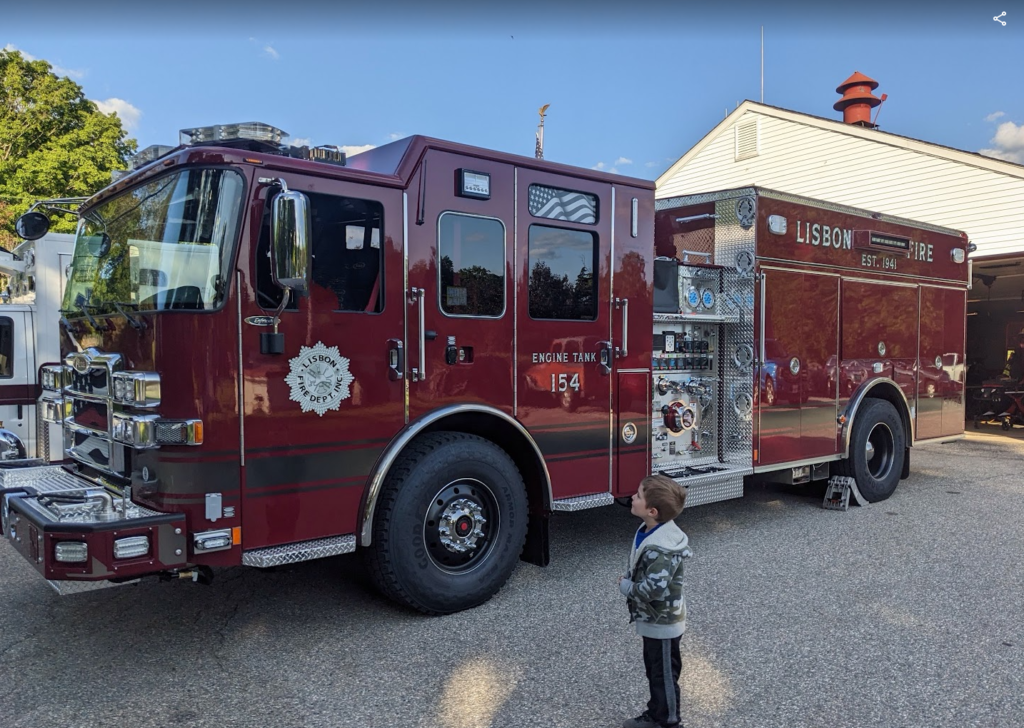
left=15, top=211, right=51, bottom=241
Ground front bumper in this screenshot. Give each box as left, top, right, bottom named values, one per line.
left=1, top=464, right=187, bottom=593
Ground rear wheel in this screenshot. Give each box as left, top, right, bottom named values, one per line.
left=836, top=398, right=905, bottom=502
left=364, top=432, right=528, bottom=614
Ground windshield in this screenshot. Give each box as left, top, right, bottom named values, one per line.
left=63, top=168, right=244, bottom=314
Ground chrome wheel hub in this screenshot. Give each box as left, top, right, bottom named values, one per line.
left=437, top=498, right=487, bottom=554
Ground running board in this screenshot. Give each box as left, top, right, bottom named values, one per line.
left=552, top=492, right=615, bottom=511
left=242, top=534, right=356, bottom=568
left=657, top=464, right=751, bottom=508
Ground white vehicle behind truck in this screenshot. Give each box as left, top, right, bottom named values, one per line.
left=0, top=232, right=74, bottom=461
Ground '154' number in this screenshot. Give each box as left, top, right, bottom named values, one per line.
left=551, top=373, right=581, bottom=392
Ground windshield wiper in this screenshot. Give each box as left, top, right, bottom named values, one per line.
left=68, top=296, right=100, bottom=328
left=110, top=301, right=148, bottom=332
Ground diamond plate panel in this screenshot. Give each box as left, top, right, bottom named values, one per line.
left=551, top=492, right=615, bottom=512
left=242, top=534, right=356, bottom=568
left=48, top=578, right=139, bottom=596
left=714, top=195, right=757, bottom=467
left=0, top=465, right=83, bottom=492
left=682, top=476, right=745, bottom=508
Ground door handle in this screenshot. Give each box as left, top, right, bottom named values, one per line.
left=410, top=287, right=426, bottom=382
left=387, top=339, right=404, bottom=381
left=615, top=297, right=629, bottom=358
left=598, top=341, right=613, bottom=375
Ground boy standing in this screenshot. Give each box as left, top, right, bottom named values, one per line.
left=619, top=474, right=691, bottom=728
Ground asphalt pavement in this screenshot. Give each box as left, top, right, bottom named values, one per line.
left=2, top=432, right=1022, bottom=728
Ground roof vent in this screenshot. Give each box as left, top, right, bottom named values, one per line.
left=734, top=118, right=759, bottom=161
left=834, top=72, right=882, bottom=128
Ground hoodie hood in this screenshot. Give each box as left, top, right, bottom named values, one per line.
left=629, top=520, right=691, bottom=571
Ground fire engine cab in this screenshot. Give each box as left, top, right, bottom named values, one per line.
left=0, top=123, right=970, bottom=614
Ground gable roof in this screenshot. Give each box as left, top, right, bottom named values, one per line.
left=657, top=100, right=1024, bottom=187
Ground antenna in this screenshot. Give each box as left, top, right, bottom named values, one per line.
left=535, top=104, right=550, bottom=159
left=761, top=26, right=764, bottom=103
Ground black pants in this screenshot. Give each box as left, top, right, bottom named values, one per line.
left=642, top=635, right=682, bottom=727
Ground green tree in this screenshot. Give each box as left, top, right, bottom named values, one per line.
left=0, top=48, right=136, bottom=250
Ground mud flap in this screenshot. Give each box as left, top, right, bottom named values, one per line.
left=900, top=447, right=910, bottom=480
left=520, top=512, right=549, bottom=567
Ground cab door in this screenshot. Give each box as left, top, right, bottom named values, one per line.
left=405, top=152, right=515, bottom=421
left=514, top=169, right=613, bottom=500
left=0, top=312, right=34, bottom=457
left=242, top=175, right=406, bottom=549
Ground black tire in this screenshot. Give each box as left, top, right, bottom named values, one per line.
left=836, top=398, right=905, bottom=503
left=364, top=432, right=528, bottom=615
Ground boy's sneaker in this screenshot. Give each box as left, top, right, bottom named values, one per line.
left=622, top=711, right=658, bottom=728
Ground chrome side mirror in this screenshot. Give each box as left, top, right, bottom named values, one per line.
left=15, top=211, right=51, bottom=241
left=270, top=182, right=312, bottom=297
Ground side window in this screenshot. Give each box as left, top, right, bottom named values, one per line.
left=528, top=224, right=598, bottom=321
left=528, top=184, right=598, bottom=224
left=0, top=317, right=12, bottom=378
left=438, top=213, right=505, bottom=317
left=257, top=190, right=384, bottom=313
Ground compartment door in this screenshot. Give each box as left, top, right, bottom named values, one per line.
left=758, top=269, right=839, bottom=466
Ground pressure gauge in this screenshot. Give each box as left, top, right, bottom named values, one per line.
left=686, top=286, right=701, bottom=309
left=701, top=288, right=716, bottom=309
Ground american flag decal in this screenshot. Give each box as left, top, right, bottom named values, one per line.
left=528, top=184, right=597, bottom=224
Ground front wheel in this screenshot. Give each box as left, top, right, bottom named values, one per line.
left=364, top=432, right=528, bottom=614
left=836, top=398, right=906, bottom=502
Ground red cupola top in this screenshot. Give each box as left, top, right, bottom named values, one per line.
left=833, top=71, right=882, bottom=128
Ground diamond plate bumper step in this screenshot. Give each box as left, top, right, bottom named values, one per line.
left=551, top=492, right=615, bottom=512
left=242, top=534, right=356, bottom=568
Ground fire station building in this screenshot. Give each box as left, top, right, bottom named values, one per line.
left=657, top=74, right=1024, bottom=413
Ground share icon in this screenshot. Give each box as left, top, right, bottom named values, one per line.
left=994, top=11, right=1006, bottom=25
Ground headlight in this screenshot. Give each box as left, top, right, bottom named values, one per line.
left=40, top=365, right=66, bottom=392
left=112, top=413, right=159, bottom=448
left=111, top=372, right=161, bottom=407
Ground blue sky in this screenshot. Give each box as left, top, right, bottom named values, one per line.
left=5, top=1, right=1024, bottom=179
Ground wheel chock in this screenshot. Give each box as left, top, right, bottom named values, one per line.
left=823, top=475, right=868, bottom=510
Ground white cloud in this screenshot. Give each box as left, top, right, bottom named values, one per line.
left=263, top=45, right=279, bottom=61
left=979, top=120, right=1024, bottom=164
left=3, top=44, right=84, bottom=78
left=591, top=162, right=606, bottom=171
left=93, top=98, right=142, bottom=131
left=592, top=161, right=621, bottom=173
left=645, top=161, right=660, bottom=168
left=986, top=111, right=1006, bottom=122
left=289, top=137, right=311, bottom=147
left=388, top=133, right=404, bottom=141
left=341, top=144, right=375, bottom=156
left=614, top=157, right=633, bottom=166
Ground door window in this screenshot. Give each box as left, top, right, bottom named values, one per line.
left=257, top=190, right=384, bottom=313
left=437, top=213, right=505, bottom=318
left=0, top=317, right=12, bottom=377
left=528, top=224, right=598, bottom=321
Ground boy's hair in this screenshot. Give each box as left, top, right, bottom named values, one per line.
left=641, top=475, right=687, bottom=522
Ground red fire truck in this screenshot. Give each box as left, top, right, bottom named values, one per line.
left=0, top=123, right=969, bottom=613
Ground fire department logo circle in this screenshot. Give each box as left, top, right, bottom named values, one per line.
left=285, top=342, right=355, bottom=417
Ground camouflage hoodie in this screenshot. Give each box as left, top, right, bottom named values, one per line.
left=619, top=520, right=692, bottom=638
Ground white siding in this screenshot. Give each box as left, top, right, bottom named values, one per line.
left=658, top=110, right=1024, bottom=259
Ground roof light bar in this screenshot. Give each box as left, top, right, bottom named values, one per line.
left=131, top=144, right=176, bottom=170
left=179, top=122, right=286, bottom=147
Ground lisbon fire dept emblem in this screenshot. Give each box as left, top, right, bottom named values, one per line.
left=285, top=342, right=355, bottom=416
